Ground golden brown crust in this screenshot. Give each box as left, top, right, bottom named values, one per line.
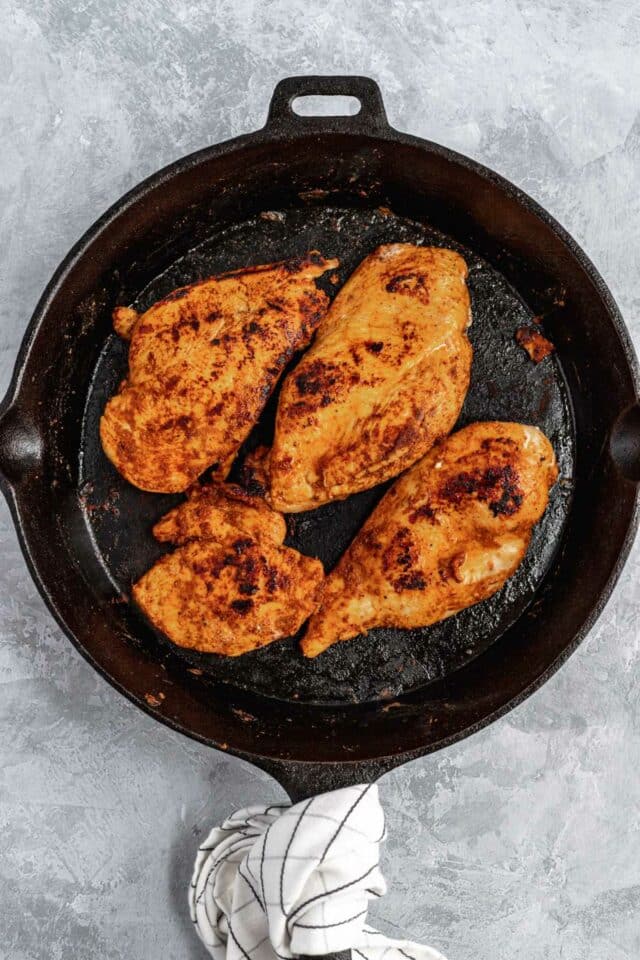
left=100, top=253, right=338, bottom=493
left=264, top=244, right=473, bottom=512
left=112, top=306, right=139, bottom=340
left=152, top=482, right=286, bottom=546
left=134, top=483, right=324, bottom=656
left=302, top=421, right=558, bottom=657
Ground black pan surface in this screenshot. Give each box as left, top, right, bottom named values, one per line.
left=80, top=204, right=574, bottom=704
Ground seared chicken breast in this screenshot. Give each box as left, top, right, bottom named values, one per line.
left=134, top=484, right=324, bottom=656
left=250, top=244, right=472, bottom=512
left=101, top=253, right=338, bottom=493
left=302, top=422, right=557, bottom=657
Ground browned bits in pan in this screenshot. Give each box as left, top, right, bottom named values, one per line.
left=515, top=325, right=555, bottom=363
left=144, top=692, right=165, bottom=707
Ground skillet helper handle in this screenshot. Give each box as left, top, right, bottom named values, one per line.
left=266, top=75, right=390, bottom=134
left=0, top=401, right=41, bottom=489
left=610, top=402, right=640, bottom=482
left=0, top=403, right=9, bottom=486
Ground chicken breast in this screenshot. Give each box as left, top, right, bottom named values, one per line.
left=251, top=244, right=472, bottom=512
left=302, top=422, right=557, bottom=657
left=134, top=484, right=324, bottom=656
left=100, top=253, right=338, bottom=493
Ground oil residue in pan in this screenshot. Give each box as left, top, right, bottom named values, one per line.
left=79, top=205, right=575, bottom=705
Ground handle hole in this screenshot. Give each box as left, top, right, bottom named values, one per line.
left=291, top=95, right=361, bottom=118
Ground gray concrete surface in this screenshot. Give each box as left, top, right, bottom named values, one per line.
left=1, top=1, right=640, bottom=958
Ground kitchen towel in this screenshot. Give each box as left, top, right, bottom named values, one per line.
left=190, top=783, right=446, bottom=960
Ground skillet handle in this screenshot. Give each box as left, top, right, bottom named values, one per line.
left=246, top=757, right=393, bottom=960
left=0, top=402, right=41, bottom=488
left=266, top=75, right=390, bottom=135
left=610, top=403, right=640, bottom=482
left=252, top=756, right=398, bottom=803
left=300, top=954, right=350, bottom=960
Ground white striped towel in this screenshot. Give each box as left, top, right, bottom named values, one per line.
left=190, top=783, right=447, bottom=960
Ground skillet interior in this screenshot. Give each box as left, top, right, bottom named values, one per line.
left=80, top=205, right=574, bottom=704
left=2, top=124, right=638, bottom=761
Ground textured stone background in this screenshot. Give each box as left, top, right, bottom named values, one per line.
left=1, top=1, right=640, bottom=958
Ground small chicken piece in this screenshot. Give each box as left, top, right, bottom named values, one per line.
left=101, top=253, right=338, bottom=493
left=152, top=482, right=286, bottom=546
left=134, top=484, right=324, bottom=656
left=112, top=306, right=139, bottom=339
left=302, top=422, right=557, bottom=657
left=254, top=244, right=472, bottom=512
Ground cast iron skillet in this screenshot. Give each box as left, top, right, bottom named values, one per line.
left=1, top=76, right=639, bottom=802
